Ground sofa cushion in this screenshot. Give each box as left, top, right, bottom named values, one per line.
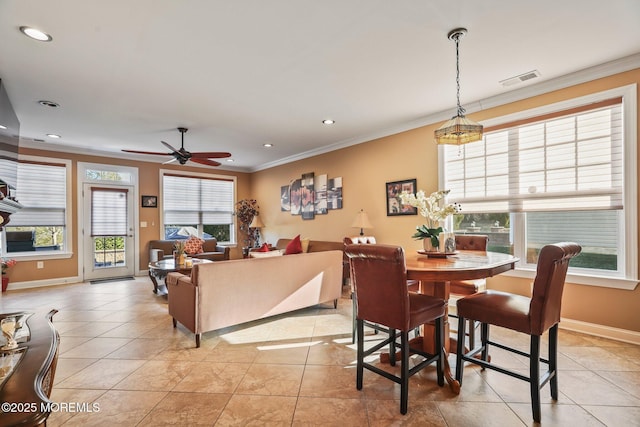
left=285, top=235, right=303, bottom=255
left=301, top=238, right=310, bottom=253
left=184, top=236, right=205, bottom=255
left=249, top=249, right=284, bottom=258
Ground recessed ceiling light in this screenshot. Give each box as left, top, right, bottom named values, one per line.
left=19, top=26, right=52, bottom=42
left=226, top=158, right=234, bottom=162
left=322, top=119, right=335, bottom=125
left=263, top=143, right=274, bottom=148
left=38, top=100, right=59, bottom=108
left=46, top=134, right=61, bottom=139
left=0, top=125, right=7, bottom=130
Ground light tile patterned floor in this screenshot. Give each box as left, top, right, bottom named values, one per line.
left=1, top=277, right=639, bottom=426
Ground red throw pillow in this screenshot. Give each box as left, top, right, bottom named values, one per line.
left=257, top=243, right=270, bottom=252
left=184, top=235, right=204, bottom=255
left=285, top=235, right=303, bottom=255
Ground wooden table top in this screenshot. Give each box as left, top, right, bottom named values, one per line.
left=405, top=250, right=519, bottom=281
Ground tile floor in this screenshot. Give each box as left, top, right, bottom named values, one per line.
left=1, top=277, right=639, bottom=426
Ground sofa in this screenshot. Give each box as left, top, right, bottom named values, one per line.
left=274, top=238, right=348, bottom=283
left=148, top=238, right=230, bottom=262
left=166, top=249, right=343, bottom=347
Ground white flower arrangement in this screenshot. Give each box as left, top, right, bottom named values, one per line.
left=399, top=189, right=461, bottom=247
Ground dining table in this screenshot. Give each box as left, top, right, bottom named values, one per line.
left=396, top=249, right=519, bottom=393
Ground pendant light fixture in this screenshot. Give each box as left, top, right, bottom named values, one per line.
left=434, top=28, right=483, bottom=146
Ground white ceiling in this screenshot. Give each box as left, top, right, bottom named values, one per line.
left=1, top=0, right=639, bottom=172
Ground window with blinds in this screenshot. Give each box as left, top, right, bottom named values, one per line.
left=91, top=187, right=128, bottom=236
left=4, top=161, right=68, bottom=253
left=162, top=173, right=235, bottom=243
left=444, top=99, right=622, bottom=213
left=442, top=94, right=632, bottom=279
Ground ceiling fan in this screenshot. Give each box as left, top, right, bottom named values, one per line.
left=122, top=127, right=231, bottom=167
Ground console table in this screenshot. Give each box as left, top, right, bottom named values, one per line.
left=0, top=310, right=60, bottom=427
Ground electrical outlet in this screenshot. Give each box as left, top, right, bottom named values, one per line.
left=37, top=261, right=44, bottom=269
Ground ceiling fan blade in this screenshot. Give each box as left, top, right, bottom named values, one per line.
left=190, top=152, right=232, bottom=159
left=190, top=158, right=221, bottom=167
left=161, top=140, right=179, bottom=153
left=122, top=149, right=172, bottom=156
left=163, top=157, right=179, bottom=164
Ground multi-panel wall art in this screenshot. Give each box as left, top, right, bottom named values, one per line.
left=281, top=172, right=342, bottom=220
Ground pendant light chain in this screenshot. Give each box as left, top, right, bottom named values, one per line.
left=455, top=34, right=465, bottom=117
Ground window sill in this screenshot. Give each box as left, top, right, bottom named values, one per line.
left=8, top=251, right=73, bottom=262
left=502, top=268, right=638, bottom=290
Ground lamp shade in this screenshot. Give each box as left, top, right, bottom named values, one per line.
left=351, top=210, right=373, bottom=236
left=249, top=215, right=264, bottom=228
left=434, top=115, right=483, bottom=145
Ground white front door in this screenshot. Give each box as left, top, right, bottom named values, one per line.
left=82, top=183, right=135, bottom=280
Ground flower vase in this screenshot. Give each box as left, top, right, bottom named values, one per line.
left=422, top=238, right=440, bottom=253
left=175, top=253, right=185, bottom=266
left=1, top=276, right=8, bottom=292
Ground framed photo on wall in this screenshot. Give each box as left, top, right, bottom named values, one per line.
left=141, top=195, right=157, bottom=208
left=386, top=179, right=417, bottom=216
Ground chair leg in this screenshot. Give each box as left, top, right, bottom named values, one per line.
left=352, top=293, right=357, bottom=344
left=549, top=324, right=559, bottom=400
left=389, top=328, right=397, bottom=367
left=480, top=323, right=490, bottom=364
left=455, top=315, right=466, bottom=384
left=468, top=319, right=476, bottom=349
left=435, top=316, right=444, bottom=387
left=400, top=330, right=409, bottom=414
left=530, top=334, right=541, bottom=423
left=356, top=319, right=364, bottom=390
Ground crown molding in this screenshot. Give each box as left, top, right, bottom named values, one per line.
left=251, top=52, right=640, bottom=172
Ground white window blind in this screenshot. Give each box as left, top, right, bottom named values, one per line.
left=10, top=162, right=66, bottom=226
left=91, top=187, right=128, bottom=236
left=163, top=174, right=234, bottom=225
left=444, top=99, right=623, bottom=213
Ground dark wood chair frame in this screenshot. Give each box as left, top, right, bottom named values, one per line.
left=357, top=316, right=444, bottom=414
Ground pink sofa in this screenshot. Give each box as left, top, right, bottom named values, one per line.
left=166, top=250, right=343, bottom=347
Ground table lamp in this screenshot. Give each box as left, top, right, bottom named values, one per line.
left=351, top=209, right=373, bottom=236
left=249, top=215, right=265, bottom=247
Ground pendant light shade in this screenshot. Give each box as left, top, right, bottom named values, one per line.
left=435, top=28, right=483, bottom=146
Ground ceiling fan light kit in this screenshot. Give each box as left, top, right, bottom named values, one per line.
left=122, top=127, right=231, bottom=167
left=434, top=27, right=483, bottom=146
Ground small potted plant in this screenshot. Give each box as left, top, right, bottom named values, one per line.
left=1, top=258, right=17, bottom=292
left=173, top=241, right=186, bottom=265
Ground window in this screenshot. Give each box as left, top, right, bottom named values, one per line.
left=3, top=159, right=70, bottom=255
left=442, top=85, right=637, bottom=289
left=161, top=171, right=235, bottom=244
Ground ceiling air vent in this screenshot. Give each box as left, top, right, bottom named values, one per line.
left=499, top=70, right=541, bottom=87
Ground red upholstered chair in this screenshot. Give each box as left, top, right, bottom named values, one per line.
left=450, top=234, right=489, bottom=348
left=344, top=236, right=419, bottom=343
left=345, top=243, right=446, bottom=414
left=455, top=242, right=582, bottom=423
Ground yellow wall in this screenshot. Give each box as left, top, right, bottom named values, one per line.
left=6, top=68, right=639, bottom=333
left=253, top=68, right=640, bottom=333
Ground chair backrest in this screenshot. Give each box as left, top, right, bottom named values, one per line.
left=530, top=242, right=582, bottom=335
left=345, top=244, right=410, bottom=331
left=455, top=234, right=488, bottom=251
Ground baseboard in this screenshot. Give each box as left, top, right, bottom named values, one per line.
left=3, top=276, right=83, bottom=291
left=560, top=317, right=640, bottom=345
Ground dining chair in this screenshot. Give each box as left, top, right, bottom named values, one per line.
left=345, top=243, right=446, bottom=414
left=455, top=242, right=582, bottom=422
left=344, top=237, right=420, bottom=343
left=450, top=234, right=489, bottom=348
